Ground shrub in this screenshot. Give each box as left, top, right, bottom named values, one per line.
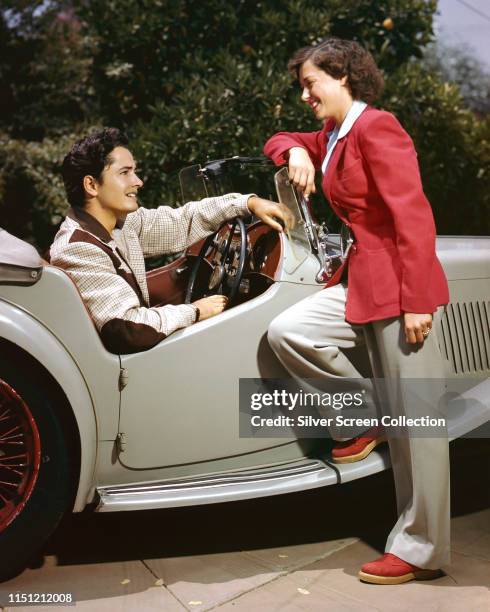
left=1, top=0, right=488, bottom=246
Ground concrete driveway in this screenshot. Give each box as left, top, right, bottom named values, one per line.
left=1, top=439, right=489, bottom=611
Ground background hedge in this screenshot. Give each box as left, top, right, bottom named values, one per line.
left=1, top=0, right=489, bottom=250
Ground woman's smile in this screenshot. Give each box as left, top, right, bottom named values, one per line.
left=299, top=59, right=352, bottom=125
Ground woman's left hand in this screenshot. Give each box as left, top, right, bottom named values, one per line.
left=404, top=313, right=433, bottom=344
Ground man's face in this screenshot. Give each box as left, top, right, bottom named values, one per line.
left=92, top=146, right=143, bottom=218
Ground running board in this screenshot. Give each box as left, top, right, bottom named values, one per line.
left=95, top=390, right=490, bottom=514
left=96, top=458, right=338, bottom=512
left=327, top=446, right=391, bottom=484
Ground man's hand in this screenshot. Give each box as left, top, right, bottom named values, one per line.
left=247, top=196, right=293, bottom=232
left=404, top=312, right=433, bottom=344
left=288, top=147, right=316, bottom=197
left=193, top=295, right=228, bottom=321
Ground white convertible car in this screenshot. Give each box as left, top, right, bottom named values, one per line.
left=0, top=158, right=489, bottom=581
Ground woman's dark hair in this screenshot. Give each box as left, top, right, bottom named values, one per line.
left=288, top=38, right=384, bottom=104
left=61, top=127, right=129, bottom=208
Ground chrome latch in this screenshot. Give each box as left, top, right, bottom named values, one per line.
left=118, top=368, right=128, bottom=391
left=116, top=432, right=127, bottom=453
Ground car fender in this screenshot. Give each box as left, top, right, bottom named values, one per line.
left=0, top=300, right=97, bottom=512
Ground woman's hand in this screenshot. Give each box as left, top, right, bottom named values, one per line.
left=288, top=147, right=316, bottom=197
left=404, top=312, right=433, bottom=344
left=193, top=295, right=228, bottom=321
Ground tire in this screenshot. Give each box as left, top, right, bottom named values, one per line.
left=0, top=360, right=72, bottom=582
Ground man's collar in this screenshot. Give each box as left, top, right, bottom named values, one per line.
left=67, top=207, right=124, bottom=243
left=327, top=100, right=367, bottom=139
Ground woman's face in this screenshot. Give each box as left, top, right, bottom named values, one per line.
left=299, top=59, right=352, bottom=124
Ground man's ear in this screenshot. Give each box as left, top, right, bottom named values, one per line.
left=340, top=75, right=348, bottom=87
left=83, top=175, right=98, bottom=198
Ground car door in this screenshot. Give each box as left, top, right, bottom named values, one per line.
left=118, top=279, right=316, bottom=469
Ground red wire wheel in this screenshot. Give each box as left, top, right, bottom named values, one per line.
left=0, top=379, right=41, bottom=534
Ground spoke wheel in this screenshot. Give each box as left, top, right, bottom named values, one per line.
left=0, top=356, right=73, bottom=582
left=0, top=380, right=41, bottom=534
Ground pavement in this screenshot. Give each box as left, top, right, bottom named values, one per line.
left=0, top=438, right=488, bottom=611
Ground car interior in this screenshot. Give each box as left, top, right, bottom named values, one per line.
left=147, top=158, right=288, bottom=309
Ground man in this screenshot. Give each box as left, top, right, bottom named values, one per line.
left=50, top=127, right=286, bottom=354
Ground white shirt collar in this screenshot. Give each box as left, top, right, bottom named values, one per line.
left=336, top=100, right=367, bottom=139
left=322, top=100, right=367, bottom=175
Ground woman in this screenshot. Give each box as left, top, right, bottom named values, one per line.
left=264, top=38, right=450, bottom=585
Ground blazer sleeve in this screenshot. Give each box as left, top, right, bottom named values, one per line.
left=50, top=240, right=198, bottom=354
left=125, top=192, right=252, bottom=258
left=263, top=128, right=327, bottom=170
left=359, top=112, right=438, bottom=313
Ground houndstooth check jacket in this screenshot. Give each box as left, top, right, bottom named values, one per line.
left=49, top=193, right=252, bottom=354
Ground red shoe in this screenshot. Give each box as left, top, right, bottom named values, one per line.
left=331, top=426, right=386, bottom=464
left=358, top=553, right=443, bottom=585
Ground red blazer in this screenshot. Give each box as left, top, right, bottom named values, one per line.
left=263, top=107, right=449, bottom=324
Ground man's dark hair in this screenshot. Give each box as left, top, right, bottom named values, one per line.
left=61, top=127, right=129, bottom=208
left=288, top=38, right=384, bottom=104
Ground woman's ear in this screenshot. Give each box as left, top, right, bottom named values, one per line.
left=340, top=75, right=348, bottom=87
left=83, top=175, right=98, bottom=198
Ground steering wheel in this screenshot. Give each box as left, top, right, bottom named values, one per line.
left=185, top=217, right=247, bottom=305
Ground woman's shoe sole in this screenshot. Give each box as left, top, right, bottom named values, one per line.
left=358, top=568, right=443, bottom=585
left=332, top=436, right=387, bottom=464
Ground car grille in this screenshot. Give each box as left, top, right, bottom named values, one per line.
left=440, top=301, right=490, bottom=375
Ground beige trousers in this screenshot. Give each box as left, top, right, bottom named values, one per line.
left=268, top=283, right=450, bottom=569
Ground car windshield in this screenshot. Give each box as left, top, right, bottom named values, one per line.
left=179, top=162, right=311, bottom=273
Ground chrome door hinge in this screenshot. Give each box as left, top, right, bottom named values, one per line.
left=116, top=432, right=127, bottom=453
left=118, top=367, right=128, bottom=391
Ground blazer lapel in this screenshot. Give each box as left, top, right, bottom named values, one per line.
left=323, top=137, right=348, bottom=220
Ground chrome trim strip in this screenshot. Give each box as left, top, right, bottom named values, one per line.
left=96, top=459, right=338, bottom=512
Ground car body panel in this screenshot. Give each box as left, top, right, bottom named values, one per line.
left=435, top=237, right=490, bottom=280
left=0, top=266, right=122, bottom=440
left=0, top=300, right=97, bottom=511
left=0, top=228, right=43, bottom=286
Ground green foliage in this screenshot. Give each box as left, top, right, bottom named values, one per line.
left=0, top=129, right=91, bottom=249
left=330, top=0, right=436, bottom=71
left=77, top=0, right=435, bottom=126
left=0, top=1, right=93, bottom=140
left=80, top=0, right=438, bottom=209
left=1, top=0, right=488, bottom=247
